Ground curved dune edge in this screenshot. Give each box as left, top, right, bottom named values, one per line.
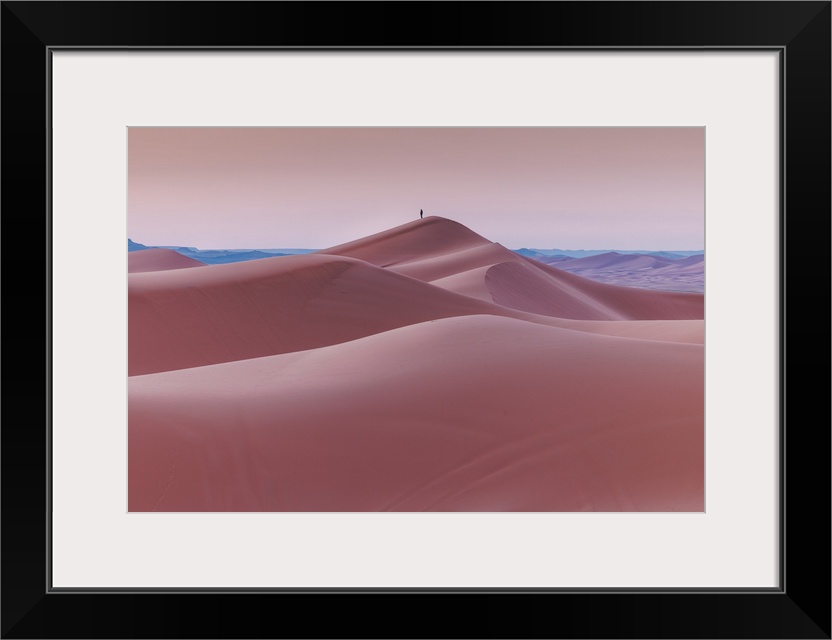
left=130, top=249, right=703, bottom=375
left=319, top=216, right=703, bottom=312
left=129, top=315, right=704, bottom=512
left=129, top=253, right=514, bottom=375
left=546, top=318, right=703, bottom=344
left=130, top=217, right=703, bottom=375
left=485, top=260, right=703, bottom=320
left=388, top=242, right=515, bottom=283
left=317, top=215, right=492, bottom=267
left=128, top=248, right=205, bottom=273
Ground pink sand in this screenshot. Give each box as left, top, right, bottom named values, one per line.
left=129, top=216, right=704, bottom=511
left=130, top=218, right=703, bottom=375
left=128, top=248, right=205, bottom=273
left=130, top=315, right=703, bottom=512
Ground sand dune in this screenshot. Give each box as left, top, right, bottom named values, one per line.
left=552, top=318, right=703, bottom=344
left=429, top=264, right=496, bottom=302
left=130, top=220, right=702, bottom=375
left=518, top=256, right=704, bottom=312
left=129, top=252, right=519, bottom=375
left=543, top=250, right=705, bottom=293
left=655, top=259, right=705, bottom=275
left=128, top=248, right=205, bottom=273
left=490, top=259, right=703, bottom=320
left=129, top=216, right=704, bottom=511
left=557, top=251, right=673, bottom=270
left=678, top=254, right=705, bottom=266
left=388, top=242, right=514, bottom=283
left=322, top=216, right=704, bottom=316
left=318, top=216, right=491, bottom=267
left=129, top=315, right=703, bottom=512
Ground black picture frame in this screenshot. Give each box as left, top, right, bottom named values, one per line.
left=2, top=2, right=829, bottom=638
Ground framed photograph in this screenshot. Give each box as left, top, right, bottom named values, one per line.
left=3, top=2, right=829, bottom=638
left=126, top=125, right=706, bottom=515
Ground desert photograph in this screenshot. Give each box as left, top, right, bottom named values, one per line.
left=128, top=127, right=704, bottom=512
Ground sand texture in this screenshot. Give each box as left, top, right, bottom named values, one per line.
left=129, top=217, right=704, bottom=511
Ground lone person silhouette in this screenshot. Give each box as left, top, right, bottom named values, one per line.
left=420, top=209, right=423, bottom=219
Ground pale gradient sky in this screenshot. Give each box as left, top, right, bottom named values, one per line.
left=128, top=127, right=704, bottom=250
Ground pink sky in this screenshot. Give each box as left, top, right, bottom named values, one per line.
left=128, top=127, right=704, bottom=250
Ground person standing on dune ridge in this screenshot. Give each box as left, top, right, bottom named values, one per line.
left=420, top=209, right=423, bottom=219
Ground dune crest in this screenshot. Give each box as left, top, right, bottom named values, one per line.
left=321, top=216, right=704, bottom=317
left=318, top=216, right=491, bottom=267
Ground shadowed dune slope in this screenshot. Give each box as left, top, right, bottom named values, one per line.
left=129, top=315, right=704, bottom=512
left=429, top=265, right=496, bottom=302
left=130, top=218, right=704, bottom=374
left=487, top=259, right=704, bottom=320
left=130, top=251, right=703, bottom=375
left=321, top=216, right=704, bottom=319
left=129, top=253, right=522, bottom=375
left=388, top=242, right=516, bottom=283
left=128, top=248, right=205, bottom=273
left=678, top=254, right=705, bottom=266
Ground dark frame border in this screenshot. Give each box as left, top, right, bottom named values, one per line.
left=2, top=2, right=829, bottom=638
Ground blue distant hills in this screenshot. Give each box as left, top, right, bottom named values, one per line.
left=128, top=239, right=314, bottom=265
left=128, top=239, right=150, bottom=252
left=129, top=239, right=702, bottom=267
left=514, top=248, right=704, bottom=260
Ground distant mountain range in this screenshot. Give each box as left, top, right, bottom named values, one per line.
left=533, top=250, right=704, bottom=293
left=128, top=239, right=703, bottom=280
left=128, top=239, right=150, bottom=252
left=128, top=239, right=314, bottom=264
left=514, top=248, right=704, bottom=260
